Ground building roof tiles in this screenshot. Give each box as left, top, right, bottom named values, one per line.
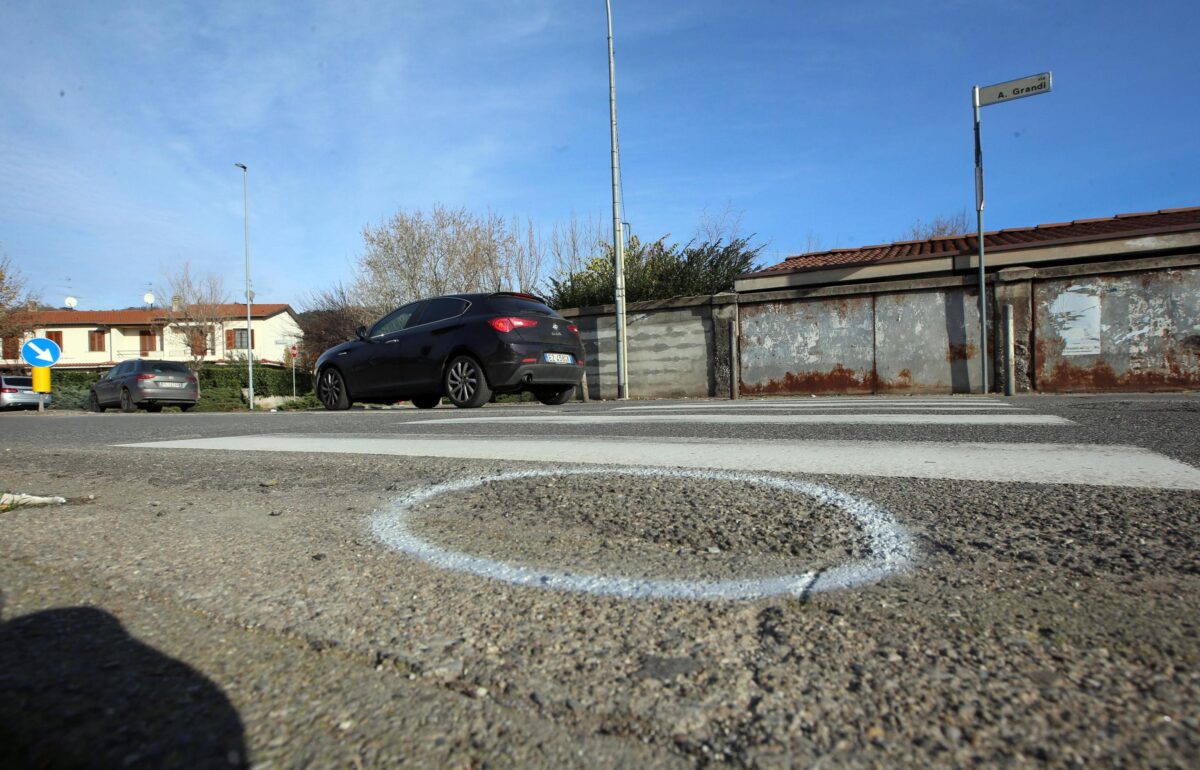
left=26, top=304, right=293, bottom=327
left=749, top=206, right=1200, bottom=277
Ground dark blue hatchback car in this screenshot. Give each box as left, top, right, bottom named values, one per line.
left=313, top=292, right=585, bottom=409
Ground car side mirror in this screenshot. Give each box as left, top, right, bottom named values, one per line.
left=355, top=325, right=368, bottom=341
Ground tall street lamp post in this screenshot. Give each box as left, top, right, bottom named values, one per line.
left=234, top=162, right=254, bottom=410
left=606, top=0, right=629, bottom=400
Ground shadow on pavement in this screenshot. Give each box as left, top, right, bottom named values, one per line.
left=0, top=598, right=247, bottom=769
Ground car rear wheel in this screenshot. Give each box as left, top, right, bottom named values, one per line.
left=318, top=367, right=351, bottom=410
left=444, top=356, right=491, bottom=408
left=410, top=394, right=441, bottom=409
left=145, top=404, right=163, bottom=413
left=89, top=391, right=105, bottom=413
left=120, top=388, right=137, bottom=413
left=534, top=386, right=574, bottom=406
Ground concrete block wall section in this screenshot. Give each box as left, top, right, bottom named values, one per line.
left=557, top=255, right=1200, bottom=399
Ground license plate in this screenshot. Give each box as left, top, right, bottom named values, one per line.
left=543, top=352, right=573, bottom=364
left=160, top=381, right=185, bottom=388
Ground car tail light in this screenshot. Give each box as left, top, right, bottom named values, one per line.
left=1, top=387, right=16, bottom=393
left=521, top=357, right=537, bottom=363
left=488, top=317, right=538, bottom=333
left=136, top=373, right=156, bottom=381
left=186, top=375, right=197, bottom=383
left=567, top=324, right=579, bottom=334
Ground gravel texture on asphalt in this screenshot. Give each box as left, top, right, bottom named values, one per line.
left=1, top=417, right=1199, bottom=768
left=408, top=471, right=872, bottom=580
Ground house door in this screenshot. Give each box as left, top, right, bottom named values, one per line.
left=139, top=330, right=156, bottom=356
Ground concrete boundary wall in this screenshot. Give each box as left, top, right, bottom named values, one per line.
left=557, top=251, right=1200, bottom=398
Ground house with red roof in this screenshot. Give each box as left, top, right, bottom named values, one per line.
left=1, top=303, right=302, bottom=370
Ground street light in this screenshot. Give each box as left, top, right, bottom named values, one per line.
left=606, top=0, right=629, bottom=400
left=234, top=162, right=254, bottom=410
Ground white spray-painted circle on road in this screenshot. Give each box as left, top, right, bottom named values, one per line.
left=370, top=467, right=916, bottom=601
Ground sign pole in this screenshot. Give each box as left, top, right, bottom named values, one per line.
left=970, top=71, right=1052, bottom=396
left=973, top=85, right=988, bottom=394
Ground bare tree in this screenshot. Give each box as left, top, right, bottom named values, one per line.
left=356, top=204, right=549, bottom=313
left=694, top=202, right=744, bottom=245
left=901, top=210, right=971, bottom=241
left=0, top=255, right=37, bottom=360
left=298, top=283, right=372, bottom=368
left=544, top=214, right=605, bottom=283
left=159, top=262, right=230, bottom=368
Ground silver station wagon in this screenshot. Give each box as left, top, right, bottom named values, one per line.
left=0, top=375, right=50, bottom=410
left=89, top=359, right=199, bottom=413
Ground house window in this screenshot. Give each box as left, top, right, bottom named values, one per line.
left=139, top=330, right=155, bottom=356
left=228, top=328, right=255, bottom=350
left=88, top=330, right=106, bottom=352
left=46, top=330, right=64, bottom=350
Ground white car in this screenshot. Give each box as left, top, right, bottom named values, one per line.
left=0, top=375, right=50, bottom=410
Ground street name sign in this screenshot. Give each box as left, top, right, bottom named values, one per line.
left=978, top=72, right=1052, bottom=107
left=21, top=338, right=62, bottom=367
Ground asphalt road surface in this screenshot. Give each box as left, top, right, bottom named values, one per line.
left=1, top=394, right=1198, bottom=768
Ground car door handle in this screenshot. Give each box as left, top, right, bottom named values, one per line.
left=384, top=339, right=399, bottom=344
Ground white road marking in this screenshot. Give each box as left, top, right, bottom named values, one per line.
left=370, top=467, right=916, bottom=600
left=405, top=413, right=1071, bottom=426
left=122, top=435, right=1200, bottom=489
left=610, top=403, right=1017, bottom=411
left=613, top=399, right=1017, bottom=410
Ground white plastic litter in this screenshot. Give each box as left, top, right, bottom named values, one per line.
left=0, top=492, right=67, bottom=510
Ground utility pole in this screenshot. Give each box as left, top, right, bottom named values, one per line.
left=235, top=162, right=254, bottom=410
left=606, top=0, right=629, bottom=400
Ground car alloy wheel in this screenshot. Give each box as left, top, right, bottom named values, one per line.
left=318, top=368, right=351, bottom=410
left=444, top=356, right=491, bottom=408
left=120, top=388, right=137, bottom=413
left=89, top=391, right=105, bottom=413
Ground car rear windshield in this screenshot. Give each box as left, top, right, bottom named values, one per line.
left=484, top=295, right=558, bottom=317
left=146, top=362, right=191, bottom=374
left=3, top=377, right=32, bottom=386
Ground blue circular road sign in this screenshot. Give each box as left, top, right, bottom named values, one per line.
left=21, top=338, right=62, bottom=367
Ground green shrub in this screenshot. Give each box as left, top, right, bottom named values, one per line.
left=49, top=384, right=92, bottom=410
left=275, top=393, right=320, bottom=411
left=197, top=364, right=312, bottom=398
left=194, top=386, right=246, bottom=412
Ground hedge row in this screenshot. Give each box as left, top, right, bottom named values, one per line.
left=43, top=363, right=313, bottom=409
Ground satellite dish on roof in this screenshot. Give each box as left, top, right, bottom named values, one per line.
left=143, top=292, right=156, bottom=307
left=64, top=296, right=77, bottom=308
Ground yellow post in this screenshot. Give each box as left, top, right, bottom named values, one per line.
left=32, top=367, right=50, bottom=413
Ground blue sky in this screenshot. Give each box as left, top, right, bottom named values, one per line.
left=2, top=0, right=1196, bottom=311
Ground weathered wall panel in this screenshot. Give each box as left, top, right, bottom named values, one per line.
left=874, top=288, right=991, bottom=393
left=738, top=298, right=875, bottom=394
left=573, top=305, right=714, bottom=400
left=1034, top=268, right=1200, bottom=390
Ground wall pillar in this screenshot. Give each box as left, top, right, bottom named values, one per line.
left=994, top=267, right=1035, bottom=392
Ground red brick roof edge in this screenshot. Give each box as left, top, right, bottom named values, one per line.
left=26, top=303, right=294, bottom=326
left=745, top=206, right=1200, bottom=278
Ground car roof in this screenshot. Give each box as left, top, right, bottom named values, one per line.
left=437, top=291, right=550, bottom=304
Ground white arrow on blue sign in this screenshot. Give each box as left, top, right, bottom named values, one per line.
left=21, top=338, right=62, bottom=367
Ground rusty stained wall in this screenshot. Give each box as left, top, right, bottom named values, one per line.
left=739, top=297, right=875, bottom=394
left=738, top=288, right=992, bottom=395
left=575, top=305, right=715, bottom=399
left=1034, top=268, right=1200, bottom=391
left=874, top=288, right=991, bottom=393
